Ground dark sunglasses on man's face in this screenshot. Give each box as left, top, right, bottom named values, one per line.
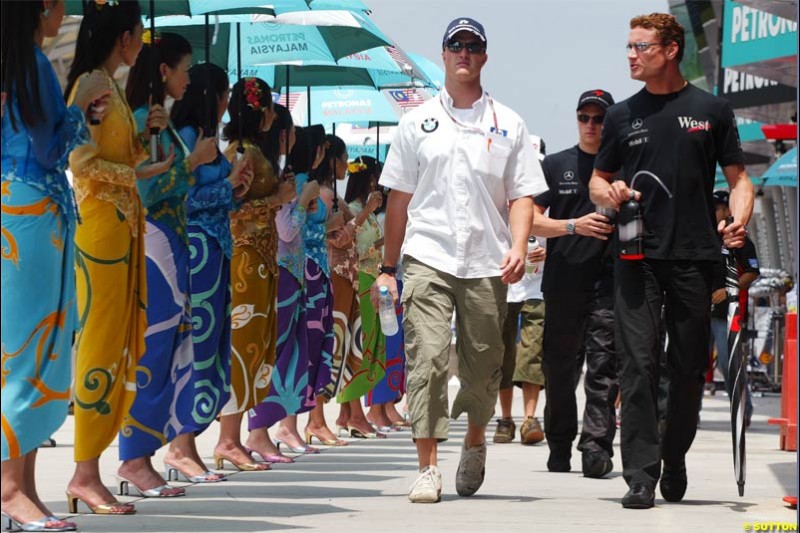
left=445, top=41, right=486, bottom=54
left=577, top=113, right=604, bottom=125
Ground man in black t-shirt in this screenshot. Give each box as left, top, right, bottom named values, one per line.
left=589, top=13, right=754, bottom=509
left=710, top=190, right=759, bottom=425
left=534, top=89, right=618, bottom=479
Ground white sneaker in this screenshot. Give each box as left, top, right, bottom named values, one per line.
left=408, top=465, right=442, bottom=503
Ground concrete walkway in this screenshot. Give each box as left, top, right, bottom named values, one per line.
left=36, top=383, right=796, bottom=532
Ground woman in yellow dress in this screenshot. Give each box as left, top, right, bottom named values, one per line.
left=63, top=0, right=175, bottom=515
left=212, top=78, right=295, bottom=470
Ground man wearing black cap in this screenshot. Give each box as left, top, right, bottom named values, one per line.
left=710, top=190, right=759, bottom=424
left=375, top=17, right=546, bottom=503
left=589, top=13, right=754, bottom=509
left=533, top=89, right=618, bottom=479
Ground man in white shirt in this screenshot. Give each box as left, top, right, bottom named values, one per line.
left=372, top=17, right=547, bottom=503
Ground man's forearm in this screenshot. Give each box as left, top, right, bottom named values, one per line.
left=533, top=211, right=570, bottom=238
left=382, top=191, right=411, bottom=266
left=509, top=196, right=534, bottom=253
left=589, top=173, right=613, bottom=207
left=727, top=164, right=754, bottom=226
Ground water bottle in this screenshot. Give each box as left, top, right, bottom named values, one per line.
left=618, top=195, right=644, bottom=260
left=377, top=286, right=399, bottom=336
left=525, top=236, right=542, bottom=274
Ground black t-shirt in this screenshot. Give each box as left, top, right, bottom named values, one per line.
left=711, top=235, right=760, bottom=320
left=536, top=145, right=612, bottom=292
left=595, top=83, right=744, bottom=261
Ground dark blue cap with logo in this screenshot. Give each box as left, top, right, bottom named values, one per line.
left=576, top=89, right=615, bottom=111
left=442, top=17, right=487, bottom=47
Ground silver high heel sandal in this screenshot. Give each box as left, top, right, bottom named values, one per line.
left=116, top=476, right=186, bottom=498
left=164, top=463, right=227, bottom=483
left=1, top=512, right=77, bottom=532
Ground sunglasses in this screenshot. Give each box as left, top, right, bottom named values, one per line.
left=445, top=41, right=486, bottom=54
left=577, top=113, right=605, bottom=125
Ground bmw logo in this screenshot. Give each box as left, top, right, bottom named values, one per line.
left=632, top=118, right=643, bottom=130
left=563, top=171, right=575, bottom=181
left=421, top=118, right=439, bottom=133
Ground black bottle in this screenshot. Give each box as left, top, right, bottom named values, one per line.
left=618, top=197, right=644, bottom=260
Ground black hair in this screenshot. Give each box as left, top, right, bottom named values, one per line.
left=171, top=62, right=228, bottom=134
left=316, top=134, right=347, bottom=187
left=289, top=125, right=326, bottom=175
left=222, top=77, right=273, bottom=144
left=127, top=32, right=192, bottom=111
left=345, top=155, right=379, bottom=205
left=1, top=1, right=46, bottom=131
left=64, top=0, right=142, bottom=100
left=257, top=102, right=293, bottom=171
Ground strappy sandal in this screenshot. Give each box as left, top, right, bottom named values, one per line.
left=66, top=492, right=136, bottom=515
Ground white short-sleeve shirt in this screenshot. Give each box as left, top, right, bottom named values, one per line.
left=380, top=88, right=547, bottom=279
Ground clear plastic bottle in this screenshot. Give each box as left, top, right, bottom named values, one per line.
left=377, top=286, right=399, bottom=336
left=525, top=236, right=542, bottom=275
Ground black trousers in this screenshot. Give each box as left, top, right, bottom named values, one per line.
left=543, top=286, right=617, bottom=457
left=615, top=259, right=714, bottom=487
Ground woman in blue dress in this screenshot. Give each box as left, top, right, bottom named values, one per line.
left=118, top=32, right=216, bottom=497
left=168, top=62, right=253, bottom=481
left=1, top=1, right=111, bottom=529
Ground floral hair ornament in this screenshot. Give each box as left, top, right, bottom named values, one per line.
left=348, top=159, right=368, bottom=174
left=244, top=78, right=263, bottom=111
left=142, top=29, right=161, bottom=46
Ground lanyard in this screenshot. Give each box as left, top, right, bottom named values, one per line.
left=438, top=91, right=500, bottom=152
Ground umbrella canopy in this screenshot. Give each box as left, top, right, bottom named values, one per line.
left=65, top=0, right=277, bottom=17
left=276, top=87, right=399, bottom=127
left=762, top=147, right=797, bottom=187
left=159, top=11, right=391, bottom=68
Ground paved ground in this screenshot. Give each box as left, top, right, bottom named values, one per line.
left=36, top=382, right=797, bottom=532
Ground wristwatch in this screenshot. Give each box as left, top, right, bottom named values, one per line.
left=379, top=265, right=397, bottom=276
left=566, top=219, right=576, bottom=235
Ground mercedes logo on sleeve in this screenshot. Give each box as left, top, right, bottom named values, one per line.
left=563, top=171, right=575, bottom=181
left=632, top=118, right=643, bottom=130
left=421, top=118, right=439, bottom=133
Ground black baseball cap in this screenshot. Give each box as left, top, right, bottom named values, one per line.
left=576, top=89, right=614, bottom=111
left=442, top=17, right=487, bottom=47
left=712, top=190, right=730, bottom=206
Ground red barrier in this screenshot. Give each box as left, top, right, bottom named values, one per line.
left=769, top=312, right=797, bottom=451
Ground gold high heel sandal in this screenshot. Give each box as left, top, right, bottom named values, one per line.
left=213, top=453, right=270, bottom=471
left=66, top=492, right=136, bottom=515
left=305, top=430, right=348, bottom=447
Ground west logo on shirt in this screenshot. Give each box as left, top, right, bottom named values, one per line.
left=678, top=116, right=712, bottom=132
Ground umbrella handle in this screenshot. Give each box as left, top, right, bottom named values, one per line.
left=722, top=216, right=739, bottom=298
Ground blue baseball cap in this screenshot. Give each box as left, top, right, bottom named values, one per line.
left=442, top=17, right=487, bottom=48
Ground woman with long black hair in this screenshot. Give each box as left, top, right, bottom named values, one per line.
left=65, top=0, right=173, bottom=516
left=318, top=136, right=386, bottom=439
left=169, top=62, right=253, bottom=480
left=118, top=31, right=219, bottom=497
left=1, top=1, right=111, bottom=529
left=214, top=78, right=294, bottom=471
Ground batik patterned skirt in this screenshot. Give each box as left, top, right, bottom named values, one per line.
left=321, top=273, right=360, bottom=402
left=220, top=246, right=276, bottom=416
left=336, top=271, right=386, bottom=403
left=1, top=181, right=76, bottom=459
left=187, top=226, right=231, bottom=433
left=118, top=218, right=195, bottom=459
left=73, top=196, right=146, bottom=462
left=365, top=280, right=405, bottom=406
left=248, top=267, right=308, bottom=429
left=301, top=259, right=333, bottom=410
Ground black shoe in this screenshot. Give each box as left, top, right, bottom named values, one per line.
left=547, top=450, right=571, bottom=472
left=621, top=483, right=655, bottom=509
left=660, top=461, right=688, bottom=502
left=582, top=451, right=613, bottom=478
